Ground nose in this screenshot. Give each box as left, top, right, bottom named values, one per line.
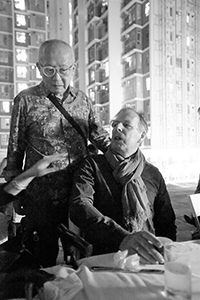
left=115, top=122, right=123, bottom=132
left=53, top=69, right=62, bottom=79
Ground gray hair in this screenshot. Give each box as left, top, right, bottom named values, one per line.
left=114, top=107, right=148, bottom=134
left=38, top=39, right=74, bottom=63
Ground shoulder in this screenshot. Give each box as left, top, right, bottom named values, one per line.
left=144, top=161, right=159, bottom=173
left=14, top=84, right=42, bottom=104
left=70, top=86, right=89, bottom=101
left=142, top=161, right=165, bottom=186
left=16, top=84, right=40, bottom=98
left=77, top=154, right=108, bottom=172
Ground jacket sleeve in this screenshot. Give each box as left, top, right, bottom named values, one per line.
left=3, top=95, right=27, bottom=182
left=152, top=171, right=177, bottom=241
left=69, top=157, right=129, bottom=251
left=87, top=99, right=110, bottom=153
left=0, top=183, right=23, bottom=207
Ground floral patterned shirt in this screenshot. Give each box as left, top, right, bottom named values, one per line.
left=4, top=82, right=110, bottom=227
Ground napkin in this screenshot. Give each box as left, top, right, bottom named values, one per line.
left=113, top=250, right=140, bottom=271
left=36, top=266, right=83, bottom=300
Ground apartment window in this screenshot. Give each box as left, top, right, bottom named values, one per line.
left=187, top=82, right=190, bottom=92
left=191, top=82, right=195, bottom=93
left=146, top=52, right=149, bottom=66
left=35, top=67, right=41, bottom=79
left=16, top=31, right=26, bottom=44
left=176, top=58, right=182, bottom=68
left=137, top=30, right=141, bottom=45
left=170, top=31, right=173, bottom=42
left=176, top=80, right=182, bottom=89
left=104, top=61, right=109, bottom=77
left=176, top=126, right=183, bottom=136
left=0, top=102, right=10, bottom=113
left=0, top=51, right=9, bottom=64
left=16, top=48, right=28, bottom=63
left=190, top=58, right=195, bottom=72
left=187, top=59, right=190, bottom=69
left=186, top=36, right=190, bottom=47
left=137, top=53, right=142, bottom=69
left=0, top=134, right=9, bottom=147
left=187, top=13, right=190, bottom=23
left=190, top=12, right=195, bottom=27
left=89, top=88, right=95, bottom=103
left=15, top=14, right=27, bottom=27
left=1, top=118, right=10, bottom=130
left=14, top=0, right=26, bottom=10
left=16, top=82, right=28, bottom=94
left=16, top=66, right=28, bottom=79
left=146, top=77, right=150, bottom=91
left=145, top=2, right=150, bottom=17
left=176, top=104, right=182, bottom=113
left=89, top=68, right=95, bottom=83
left=170, top=7, right=173, bottom=17
left=190, top=36, right=195, bottom=50
left=136, top=3, right=141, bottom=21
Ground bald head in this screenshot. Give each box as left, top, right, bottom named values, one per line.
left=38, top=39, right=75, bottom=65
left=36, top=39, right=76, bottom=96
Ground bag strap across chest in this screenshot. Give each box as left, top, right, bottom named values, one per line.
left=47, top=93, right=88, bottom=147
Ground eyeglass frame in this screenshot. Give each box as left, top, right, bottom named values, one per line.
left=38, top=63, right=75, bottom=77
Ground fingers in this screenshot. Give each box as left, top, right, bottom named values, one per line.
left=38, top=166, right=60, bottom=177
left=43, top=153, right=68, bottom=163
left=134, top=242, right=164, bottom=264
left=120, top=231, right=164, bottom=265
left=28, top=153, right=68, bottom=177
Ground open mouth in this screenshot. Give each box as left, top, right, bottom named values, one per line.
left=114, top=136, right=123, bottom=141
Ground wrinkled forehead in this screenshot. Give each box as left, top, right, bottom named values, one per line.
left=38, top=43, right=74, bottom=66
left=114, top=109, right=139, bottom=124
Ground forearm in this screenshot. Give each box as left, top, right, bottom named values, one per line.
left=4, top=171, right=35, bottom=196
left=0, top=183, right=18, bottom=206
left=69, top=200, right=128, bottom=247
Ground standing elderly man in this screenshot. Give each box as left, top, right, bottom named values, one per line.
left=4, top=39, right=110, bottom=267
left=69, top=107, right=177, bottom=264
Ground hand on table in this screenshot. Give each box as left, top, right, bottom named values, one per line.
left=119, top=231, right=164, bottom=265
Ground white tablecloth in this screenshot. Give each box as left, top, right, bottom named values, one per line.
left=39, top=240, right=200, bottom=300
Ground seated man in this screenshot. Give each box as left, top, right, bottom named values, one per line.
left=69, top=107, right=177, bottom=264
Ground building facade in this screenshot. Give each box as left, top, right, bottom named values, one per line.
left=0, top=0, right=48, bottom=162
left=71, top=0, right=200, bottom=182
left=0, top=0, right=200, bottom=182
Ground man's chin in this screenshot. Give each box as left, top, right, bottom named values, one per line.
left=51, top=87, right=65, bottom=96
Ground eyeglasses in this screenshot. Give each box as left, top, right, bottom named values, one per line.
left=39, top=64, right=74, bottom=77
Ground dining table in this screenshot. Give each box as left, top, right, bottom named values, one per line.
left=35, top=239, right=200, bottom=300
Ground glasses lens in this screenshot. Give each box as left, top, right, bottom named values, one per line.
left=59, top=66, right=73, bottom=76
left=43, top=66, right=55, bottom=76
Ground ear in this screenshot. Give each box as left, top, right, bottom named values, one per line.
left=137, top=132, right=146, bottom=145
left=71, top=63, right=76, bottom=74
left=36, top=62, right=43, bottom=76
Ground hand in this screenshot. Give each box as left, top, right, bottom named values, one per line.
left=119, top=231, right=164, bottom=265
left=27, top=153, right=68, bottom=178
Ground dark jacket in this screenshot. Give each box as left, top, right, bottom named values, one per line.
left=69, top=154, right=177, bottom=255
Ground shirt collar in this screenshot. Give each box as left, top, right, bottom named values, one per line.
left=39, top=81, right=77, bottom=99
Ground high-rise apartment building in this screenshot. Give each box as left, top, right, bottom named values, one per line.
left=0, top=0, right=199, bottom=182
left=71, top=0, right=200, bottom=182
left=0, top=0, right=70, bottom=163
left=0, top=0, right=47, bottom=162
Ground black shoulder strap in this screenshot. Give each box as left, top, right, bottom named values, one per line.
left=47, top=93, right=87, bottom=146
